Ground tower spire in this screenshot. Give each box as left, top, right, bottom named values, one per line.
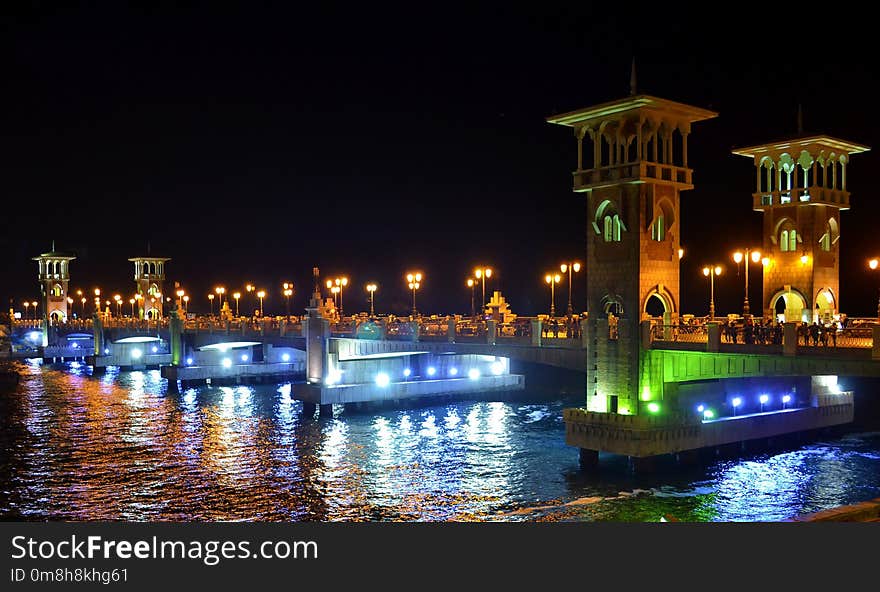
left=52, top=239, right=55, bottom=252
left=629, top=57, right=637, bottom=96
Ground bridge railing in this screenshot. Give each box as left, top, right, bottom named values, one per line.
left=650, top=318, right=876, bottom=350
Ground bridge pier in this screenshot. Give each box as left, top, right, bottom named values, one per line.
left=319, top=403, right=333, bottom=418
left=578, top=448, right=599, bottom=470
left=303, top=401, right=317, bottom=418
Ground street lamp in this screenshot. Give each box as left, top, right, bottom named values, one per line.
left=23, top=301, right=29, bottom=321
left=702, top=265, right=723, bottom=320
left=366, top=283, right=377, bottom=317
left=282, top=283, right=293, bottom=318
left=732, top=248, right=761, bottom=317
left=330, top=285, right=340, bottom=312
left=560, top=262, right=582, bottom=315
left=406, top=272, right=422, bottom=316
left=215, top=286, right=226, bottom=308
left=474, top=267, right=492, bottom=316
left=233, top=292, right=241, bottom=317
left=208, top=293, right=215, bottom=316
left=257, top=290, right=266, bottom=317
left=114, top=294, right=122, bottom=317
left=66, top=297, right=73, bottom=319
left=81, top=297, right=87, bottom=317
left=467, top=278, right=475, bottom=318
left=334, top=278, right=348, bottom=316
left=76, top=289, right=83, bottom=315
left=544, top=273, right=561, bottom=317
left=129, top=298, right=135, bottom=317
left=182, top=295, right=189, bottom=314
left=32, top=301, right=38, bottom=321
left=870, top=259, right=880, bottom=320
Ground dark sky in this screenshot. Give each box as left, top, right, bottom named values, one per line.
left=3, top=5, right=878, bottom=318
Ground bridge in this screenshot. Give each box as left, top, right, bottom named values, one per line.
left=3, top=77, right=876, bottom=467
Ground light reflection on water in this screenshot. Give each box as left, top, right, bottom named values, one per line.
left=0, top=361, right=879, bottom=522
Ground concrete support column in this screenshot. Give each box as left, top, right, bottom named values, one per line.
left=486, top=320, right=497, bottom=345
left=784, top=322, right=798, bottom=356
left=302, top=401, right=317, bottom=418
left=170, top=309, right=182, bottom=367
left=304, top=313, right=328, bottom=384
left=580, top=317, right=589, bottom=349
left=531, top=319, right=542, bottom=347
left=706, top=322, right=720, bottom=352
left=578, top=448, right=599, bottom=471
left=872, top=325, right=880, bottom=360
left=640, top=320, right=652, bottom=349
left=93, top=313, right=104, bottom=356
left=319, top=403, right=333, bottom=418
left=447, top=318, right=456, bottom=343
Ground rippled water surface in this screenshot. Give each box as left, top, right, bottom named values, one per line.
left=2, top=360, right=879, bottom=521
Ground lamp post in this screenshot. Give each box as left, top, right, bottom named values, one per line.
left=208, top=293, right=215, bottom=317
left=282, top=283, right=293, bottom=318
left=406, top=272, right=422, bottom=317
left=94, top=288, right=101, bottom=313
left=467, top=278, right=475, bottom=318
left=336, top=278, right=348, bottom=316
left=246, top=284, right=255, bottom=316
left=544, top=273, right=561, bottom=317
left=366, top=283, right=377, bottom=317
left=215, top=286, right=226, bottom=308
left=560, top=262, right=581, bottom=316
left=870, top=259, right=880, bottom=321
left=257, top=290, right=265, bottom=317
left=702, top=265, right=723, bottom=320
left=33, top=301, right=38, bottom=321
left=732, top=248, right=761, bottom=317
left=23, top=301, right=29, bottom=321
left=474, top=267, right=492, bottom=316
left=233, top=292, right=241, bottom=317
left=114, top=294, right=122, bottom=318
left=66, top=297, right=73, bottom=320
left=182, top=295, right=189, bottom=315
left=129, top=298, right=135, bottom=317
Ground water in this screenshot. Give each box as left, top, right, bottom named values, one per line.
left=1, top=360, right=879, bottom=522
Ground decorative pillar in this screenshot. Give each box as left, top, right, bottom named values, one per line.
left=447, top=318, right=456, bottom=343
left=486, top=319, right=497, bottom=345
left=681, top=131, right=688, bottom=168
left=93, top=313, right=104, bottom=357
left=576, top=127, right=585, bottom=171
left=531, top=318, right=542, bottom=347
left=784, top=322, right=798, bottom=356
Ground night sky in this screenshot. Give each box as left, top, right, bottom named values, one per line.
left=3, top=6, right=878, bottom=319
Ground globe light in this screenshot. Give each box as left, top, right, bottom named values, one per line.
left=427, top=366, right=436, bottom=377
left=697, top=404, right=705, bottom=413
left=222, top=358, right=232, bottom=368
left=449, top=367, right=458, bottom=376
left=131, top=348, right=142, bottom=359
left=468, top=368, right=480, bottom=380
left=375, top=372, right=390, bottom=387
left=759, top=394, right=769, bottom=404
left=647, top=402, right=660, bottom=413
left=282, top=353, right=290, bottom=362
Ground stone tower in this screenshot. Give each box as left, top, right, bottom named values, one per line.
left=548, top=93, right=716, bottom=415
left=128, top=257, right=170, bottom=319
left=732, top=134, right=869, bottom=322
left=32, top=244, right=76, bottom=325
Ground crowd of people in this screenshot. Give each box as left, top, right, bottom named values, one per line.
left=665, top=315, right=854, bottom=347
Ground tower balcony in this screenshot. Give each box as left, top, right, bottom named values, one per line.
left=573, top=161, right=693, bottom=192
left=752, top=187, right=850, bottom=211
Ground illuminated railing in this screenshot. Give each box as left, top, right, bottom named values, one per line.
left=573, top=161, right=692, bottom=190
left=753, top=187, right=850, bottom=210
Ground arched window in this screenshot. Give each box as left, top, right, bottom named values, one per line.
left=52, top=284, right=62, bottom=297
left=651, top=214, right=665, bottom=241
left=780, top=225, right=798, bottom=252
left=818, top=218, right=839, bottom=252
left=596, top=200, right=623, bottom=242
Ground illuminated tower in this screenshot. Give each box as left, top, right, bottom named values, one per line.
left=32, top=243, right=76, bottom=325
left=732, top=128, right=869, bottom=322
left=128, top=257, right=170, bottom=319
left=548, top=77, right=716, bottom=415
